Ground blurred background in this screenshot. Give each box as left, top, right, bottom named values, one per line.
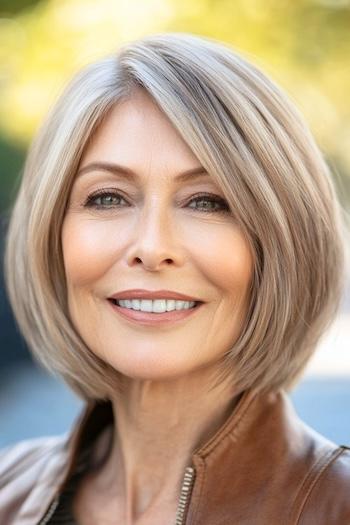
left=0, top=0, right=349, bottom=448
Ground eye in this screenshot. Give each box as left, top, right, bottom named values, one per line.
left=83, top=189, right=129, bottom=209
left=187, top=193, right=230, bottom=213
left=82, top=189, right=231, bottom=214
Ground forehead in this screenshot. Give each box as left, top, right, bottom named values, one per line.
left=79, top=90, right=200, bottom=174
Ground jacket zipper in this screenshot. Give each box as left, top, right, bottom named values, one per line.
left=38, top=467, right=196, bottom=525
left=38, top=494, right=60, bottom=525
left=174, top=466, right=196, bottom=525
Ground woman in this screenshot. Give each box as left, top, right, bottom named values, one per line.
left=1, top=32, right=349, bottom=524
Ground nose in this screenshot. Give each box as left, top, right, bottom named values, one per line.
left=125, top=201, right=184, bottom=272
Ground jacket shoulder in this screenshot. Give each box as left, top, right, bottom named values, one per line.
left=0, top=434, right=68, bottom=486
left=0, top=434, right=69, bottom=524
left=298, top=445, right=350, bottom=524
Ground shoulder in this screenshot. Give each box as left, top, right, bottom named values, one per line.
left=297, top=444, right=350, bottom=524
left=0, top=433, right=68, bottom=484
left=321, top=444, right=350, bottom=486
left=0, top=434, right=69, bottom=523
left=279, top=393, right=350, bottom=523
left=257, top=391, right=350, bottom=523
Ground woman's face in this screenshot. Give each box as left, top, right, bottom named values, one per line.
left=62, top=89, right=254, bottom=381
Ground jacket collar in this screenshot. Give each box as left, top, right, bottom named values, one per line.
left=39, top=388, right=337, bottom=524
left=59, top=387, right=257, bottom=492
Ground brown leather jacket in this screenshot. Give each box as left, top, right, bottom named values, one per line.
left=1, top=389, right=350, bottom=524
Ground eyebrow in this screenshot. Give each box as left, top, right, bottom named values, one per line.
left=76, top=162, right=209, bottom=183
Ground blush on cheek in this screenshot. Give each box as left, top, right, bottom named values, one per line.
left=191, top=227, right=253, bottom=293
left=62, top=217, right=119, bottom=287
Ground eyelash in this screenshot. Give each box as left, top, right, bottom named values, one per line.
left=83, top=188, right=231, bottom=214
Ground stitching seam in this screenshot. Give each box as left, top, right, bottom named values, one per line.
left=294, top=447, right=344, bottom=525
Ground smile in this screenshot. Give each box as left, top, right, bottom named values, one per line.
left=107, top=298, right=203, bottom=326
left=111, top=298, right=197, bottom=313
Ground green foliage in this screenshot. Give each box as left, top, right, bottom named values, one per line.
left=0, top=0, right=41, bottom=16
left=0, top=135, right=25, bottom=213
left=0, top=0, right=349, bottom=211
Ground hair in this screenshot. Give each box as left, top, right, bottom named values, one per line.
left=3, top=32, right=349, bottom=400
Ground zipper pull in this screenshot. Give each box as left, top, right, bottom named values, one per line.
left=174, top=466, right=196, bottom=525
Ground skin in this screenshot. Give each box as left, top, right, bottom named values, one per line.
left=61, top=88, right=254, bottom=524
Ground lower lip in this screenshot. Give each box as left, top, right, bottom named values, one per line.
left=107, top=299, right=204, bottom=326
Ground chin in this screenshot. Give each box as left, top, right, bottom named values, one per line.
left=104, top=355, right=198, bottom=382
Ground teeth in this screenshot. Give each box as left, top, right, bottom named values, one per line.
left=115, top=299, right=197, bottom=313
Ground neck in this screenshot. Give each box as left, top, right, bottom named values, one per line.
left=89, top=366, right=240, bottom=522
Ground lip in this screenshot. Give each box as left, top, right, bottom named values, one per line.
left=108, top=289, right=203, bottom=302
left=107, top=298, right=204, bottom=326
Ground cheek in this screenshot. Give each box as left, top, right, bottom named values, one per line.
left=189, top=223, right=253, bottom=301
left=61, top=216, right=123, bottom=287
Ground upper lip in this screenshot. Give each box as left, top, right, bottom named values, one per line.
left=108, top=289, right=203, bottom=302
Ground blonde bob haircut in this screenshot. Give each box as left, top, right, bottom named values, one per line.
left=4, top=33, right=348, bottom=400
